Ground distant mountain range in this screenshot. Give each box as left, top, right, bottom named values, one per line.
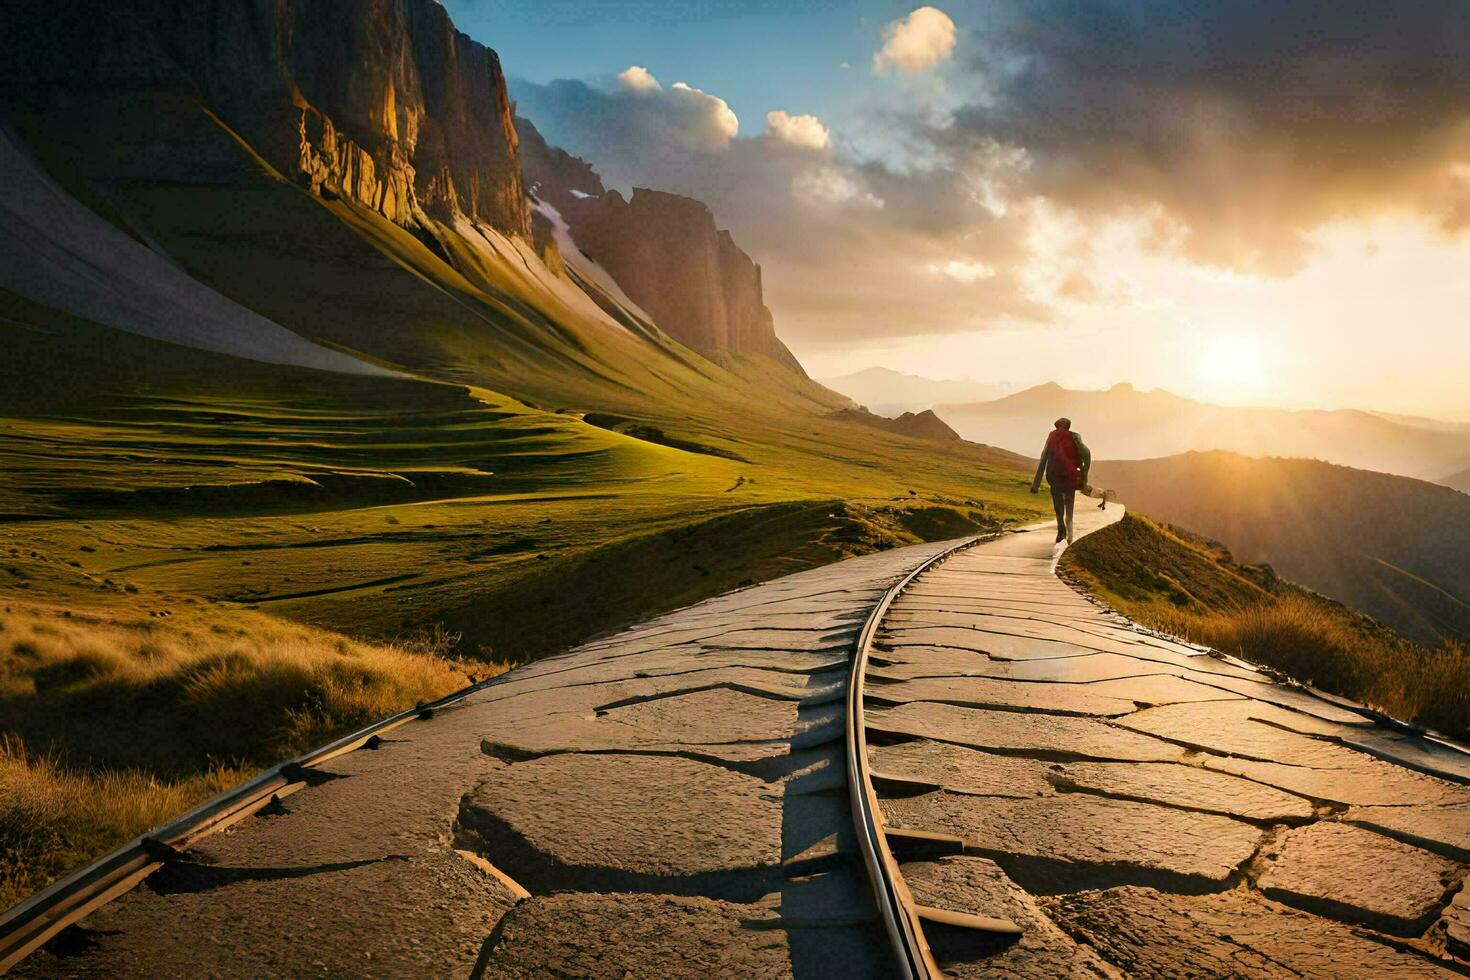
left=941, top=382, right=1470, bottom=483
left=1440, top=467, right=1470, bottom=494
left=818, top=367, right=1015, bottom=417
left=831, top=408, right=961, bottom=442
left=1091, top=451, right=1470, bottom=646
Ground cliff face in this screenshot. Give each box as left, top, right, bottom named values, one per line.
left=519, top=119, right=803, bottom=372
left=577, top=189, right=803, bottom=372
left=4, top=0, right=531, bottom=239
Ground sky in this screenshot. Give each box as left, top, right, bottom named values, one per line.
left=444, top=1, right=1470, bottom=419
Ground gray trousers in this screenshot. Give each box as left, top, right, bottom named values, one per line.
left=1050, top=485, right=1075, bottom=541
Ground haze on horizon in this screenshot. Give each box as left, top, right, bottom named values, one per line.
left=447, top=0, right=1470, bottom=421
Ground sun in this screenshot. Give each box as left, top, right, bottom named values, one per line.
left=1194, top=333, right=1267, bottom=401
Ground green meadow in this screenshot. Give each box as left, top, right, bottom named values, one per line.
left=0, top=102, right=1051, bottom=899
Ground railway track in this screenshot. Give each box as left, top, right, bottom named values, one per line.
left=12, top=508, right=1468, bottom=977
left=846, top=533, right=1023, bottom=979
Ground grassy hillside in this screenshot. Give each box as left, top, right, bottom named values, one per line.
left=1062, top=513, right=1470, bottom=740
left=0, top=76, right=1053, bottom=910
left=1090, top=451, right=1470, bottom=646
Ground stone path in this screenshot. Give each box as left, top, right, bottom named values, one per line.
left=15, top=506, right=1470, bottom=977
left=865, top=505, right=1470, bottom=977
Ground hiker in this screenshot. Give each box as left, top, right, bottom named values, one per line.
left=1030, top=417, right=1091, bottom=544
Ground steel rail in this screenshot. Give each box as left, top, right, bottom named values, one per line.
left=0, top=676, right=504, bottom=971
left=846, top=534, right=991, bottom=980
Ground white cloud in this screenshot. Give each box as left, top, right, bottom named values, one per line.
left=765, top=110, right=831, bottom=150
left=928, top=259, right=996, bottom=283
left=671, top=81, right=739, bottom=140
left=617, top=65, right=661, bottom=93
left=791, top=166, right=884, bottom=208
left=873, top=6, right=957, bottom=75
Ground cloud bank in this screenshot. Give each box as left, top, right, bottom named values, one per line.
left=512, top=1, right=1470, bottom=351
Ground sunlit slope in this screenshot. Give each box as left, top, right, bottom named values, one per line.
left=1063, top=513, right=1470, bottom=739
left=1093, top=451, right=1470, bottom=645
left=14, top=100, right=840, bottom=426
left=1, top=303, right=1037, bottom=660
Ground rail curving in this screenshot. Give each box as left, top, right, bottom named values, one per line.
left=846, top=533, right=1019, bottom=980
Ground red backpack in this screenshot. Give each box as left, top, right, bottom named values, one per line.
left=1046, top=428, right=1081, bottom=486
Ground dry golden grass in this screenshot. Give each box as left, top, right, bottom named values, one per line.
left=1065, top=513, right=1470, bottom=740
left=0, top=738, right=244, bottom=908
left=0, top=598, right=484, bottom=908
left=1143, top=595, right=1470, bottom=735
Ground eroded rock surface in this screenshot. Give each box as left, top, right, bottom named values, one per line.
left=1049, top=886, right=1459, bottom=978
left=1254, top=822, right=1465, bottom=934
left=458, top=753, right=784, bottom=896
left=902, top=856, right=1120, bottom=978
left=1054, top=761, right=1315, bottom=823
left=883, top=791, right=1262, bottom=892
left=869, top=701, right=1186, bottom=763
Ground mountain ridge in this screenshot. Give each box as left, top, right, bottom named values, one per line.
left=518, top=116, right=803, bottom=372
left=943, top=381, right=1470, bottom=480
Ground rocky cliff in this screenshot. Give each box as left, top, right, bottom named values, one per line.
left=520, top=119, right=804, bottom=373
left=4, top=0, right=531, bottom=240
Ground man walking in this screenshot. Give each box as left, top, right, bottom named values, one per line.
left=1030, top=417, right=1091, bottom=544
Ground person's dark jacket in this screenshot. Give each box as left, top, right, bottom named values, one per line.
left=1031, top=428, right=1091, bottom=492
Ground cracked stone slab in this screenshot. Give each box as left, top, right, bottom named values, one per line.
left=1047, top=886, right=1459, bottom=978
left=887, top=609, right=1206, bottom=663
left=867, top=675, right=1138, bottom=717
left=901, top=856, right=1120, bottom=978
left=459, top=753, right=782, bottom=890
left=868, top=739, right=1057, bottom=799
left=881, top=791, right=1262, bottom=891
left=477, top=892, right=843, bottom=978
left=895, top=596, right=1109, bottom=619
left=1074, top=673, right=1246, bottom=706
left=1346, top=801, right=1470, bottom=861
left=1254, top=821, right=1465, bottom=934
left=699, top=627, right=858, bottom=652
left=869, top=702, right=1186, bottom=763
left=1206, top=754, right=1470, bottom=807
left=874, top=649, right=1174, bottom=685
left=1054, top=761, right=1315, bottom=823
left=470, top=654, right=847, bottom=710
left=16, top=849, right=519, bottom=978
left=1119, top=700, right=1368, bottom=767
left=881, top=625, right=1104, bottom=661
left=1333, top=729, right=1470, bottom=785
left=1443, top=887, right=1470, bottom=958
left=1183, top=672, right=1374, bottom=726
left=868, top=646, right=1004, bottom=679
left=474, top=685, right=816, bottom=761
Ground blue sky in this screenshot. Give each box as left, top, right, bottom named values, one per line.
left=440, top=1, right=1470, bottom=419
left=444, top=1, right=903, bottom=137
